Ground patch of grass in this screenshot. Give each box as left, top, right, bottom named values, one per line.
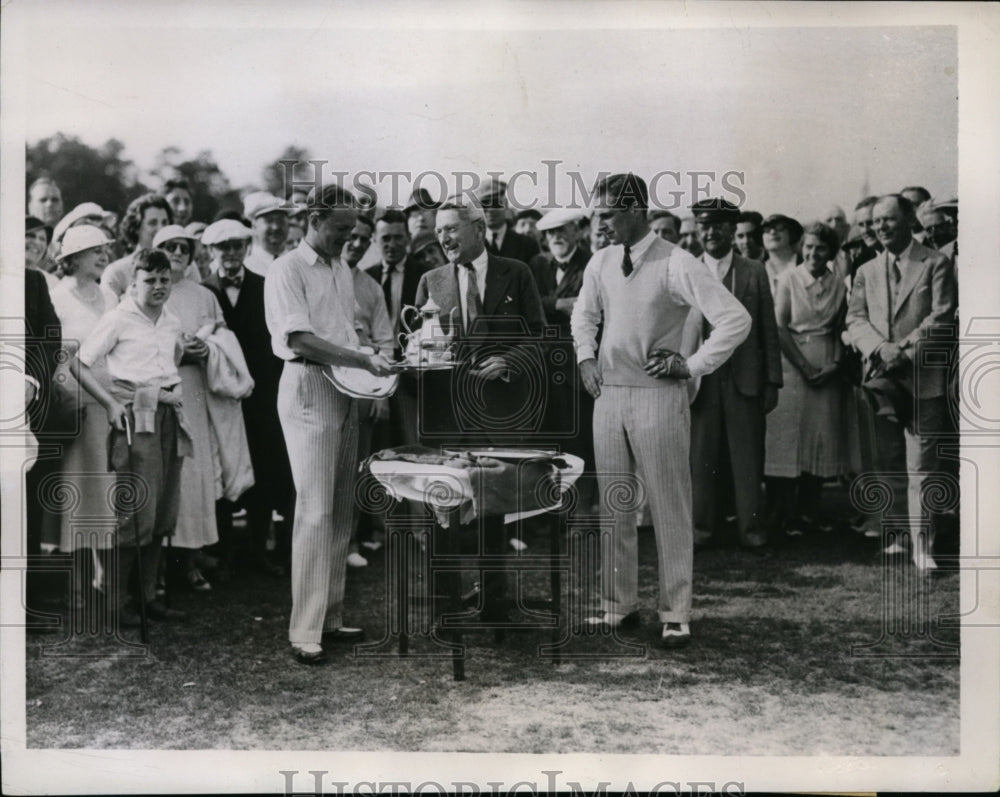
left=26, top=485, right=959, bottom=754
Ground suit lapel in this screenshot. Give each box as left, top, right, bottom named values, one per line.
left=892, top=243, right=929, bottom=319
left=482, top=255, right=512, bottom=315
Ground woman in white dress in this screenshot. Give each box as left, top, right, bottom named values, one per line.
left=760, top=214, right=808, bottom=537
left=48, top=225, right=117, bottom=612
left=768, top=222, right=849, bottom=535
left=156, top=225, right=225, bottom=592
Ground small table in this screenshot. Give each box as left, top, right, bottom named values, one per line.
left=366, top=449, right=583, bottom=680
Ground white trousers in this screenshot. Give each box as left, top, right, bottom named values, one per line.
left=593, top=383, right=693, bottom=623
left=278, top=363, right=359, bottom=645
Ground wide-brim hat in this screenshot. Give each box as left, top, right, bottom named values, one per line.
left=403, top=187, right=439, bottom=214
left=761, top=213, right=804, bottom=242
left=410, top=230, right=441, bottom=254
left=57, top=224, right=112, bottom=260
left=152, top=224, right=198, bottom=249
left=52, top=202, right=107, bottom=243
left=26, top=215, right=53, bottom=244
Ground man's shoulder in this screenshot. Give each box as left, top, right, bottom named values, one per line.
left=910, top=240, right=951, bottom=268
left=490, top=253, right=532, bottom=275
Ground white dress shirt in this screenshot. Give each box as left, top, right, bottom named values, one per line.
left=264, top=240, right=359, bottom=361
left=456, top=247, right=489, bottom=327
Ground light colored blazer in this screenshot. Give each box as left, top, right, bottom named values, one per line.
left=845, top=240, right=957, bottom=399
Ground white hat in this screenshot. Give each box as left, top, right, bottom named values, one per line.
left=536, top=208, right=584, bottom=232
left=52, top=202, right=107, bottom=243
left=152, top=224, right=198, bottom=249
left=185, top=221, right=207, bottom=238
left=243, top=191, right=291, bottom=221
left=202, top=219, right=253, bottom=246
left=57, top=224, right=112, bottom=260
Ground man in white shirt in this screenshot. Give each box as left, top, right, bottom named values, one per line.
left=244, top=192, right=292, bottom=277
left=264, top=184, right=393, bottom=665
left=571, top=175, right=751, bottom=649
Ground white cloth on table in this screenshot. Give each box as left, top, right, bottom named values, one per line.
left=368, top=453, right=584, bottom=527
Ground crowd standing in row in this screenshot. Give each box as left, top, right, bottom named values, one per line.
left=21, top=171, right=959, bottom=660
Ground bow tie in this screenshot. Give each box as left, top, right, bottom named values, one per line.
left=221, top=272, right=243, bottom=290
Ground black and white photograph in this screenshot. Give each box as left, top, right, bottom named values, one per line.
left=2, top=1, right=998, bottom=793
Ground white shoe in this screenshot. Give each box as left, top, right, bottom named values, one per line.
left=661, top=622, right=691, bottom=648
left=347, top=552, right=368, bottom=568
left=509, top=538, right=528, bottom=552
left=361, top=541, right=383, bottom=553
left=913, top=548, right=938, bottom=571
left=883, top=542, right=906, bottom=555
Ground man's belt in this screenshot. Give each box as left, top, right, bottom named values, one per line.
left=288, top=357, right=325, bottom=367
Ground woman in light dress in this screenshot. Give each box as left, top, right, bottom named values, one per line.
left=766, top=222, right=849, bottom=535
left=156, top=225, right=226, bottom=592
left=48, top=225, right=118, bottom=612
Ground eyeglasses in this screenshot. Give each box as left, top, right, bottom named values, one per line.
left=162, top=241, right=191, bottom=255
left=212, top=240, right=245, bottom=253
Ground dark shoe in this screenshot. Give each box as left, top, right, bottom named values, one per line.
left=144, top=600, right=187, bottom=621
left=117, top=607, right=144, bottom=628
left=252, top=556, right=286, bottom=577
left=321, top=626, right=365, bottom=643
left=292, top=645, right=327, bottom=665
left=661, top=622, right=691, bottom=649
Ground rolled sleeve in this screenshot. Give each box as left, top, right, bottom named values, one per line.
left=78, top=312, right=118, bottom=369
left=264, top=260, right=316, bottom=355
left=675, top=254, right=751, bottom=378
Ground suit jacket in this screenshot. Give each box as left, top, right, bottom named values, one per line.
left=529, top=247, right=591, bottom=337
left=201, top=269, right=286, bottom=466
left=364, top=255, right=425, bottom=317
left=494, top=225, right=540, bottom=265
left=413, top=254, right=546, bottom=443
left=24, top=269, right=62, bottom=432
left=697, top=254, right=782, bottom=399
left=845, top=240, right=957, bottom=399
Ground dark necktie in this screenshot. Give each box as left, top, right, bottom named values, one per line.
left=462, top=263, right=483, bottom=333
left=621, top=245, right=633, bottom=277
left=381, top=264, right=394, bottom=316
left=220, top=272, right=243, bottom=290
left=486, top=236, right=499, bottom=255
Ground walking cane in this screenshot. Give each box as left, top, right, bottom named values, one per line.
left=123, top=414, right=149, bottom=644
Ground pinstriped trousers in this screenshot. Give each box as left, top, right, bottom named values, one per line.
left=278, top=363, right=359, bottom=645
left=593, top=383, right=693, bottom=624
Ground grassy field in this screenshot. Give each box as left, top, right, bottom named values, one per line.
left=25, top=487, right=959, bottom=755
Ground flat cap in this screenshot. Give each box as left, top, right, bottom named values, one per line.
left=690, top=197, right=740, bottom=223
left=536, top=208, right=584, bottom=232
left=202, top=219, right=253, bottom=246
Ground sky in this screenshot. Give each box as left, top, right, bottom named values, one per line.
left=15, top=2, right=958, bottom=222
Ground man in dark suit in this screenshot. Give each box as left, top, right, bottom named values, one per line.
left=476, top=178, right=541, bottom=265
left=846, top=194, right=957, bottom=571
left=528, top=207, right=596, bottom=504
left=414, top=198, right=546, bottom=620
left=364, top=209, right=427, bottom=449
left=200, top=219, right=292, bottom=576
left=689, top=198, right=782, bottom=551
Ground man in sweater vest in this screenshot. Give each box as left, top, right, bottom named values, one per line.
left=571, top=174, right=751, bottom=649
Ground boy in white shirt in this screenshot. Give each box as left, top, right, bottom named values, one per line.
left=71, top=249, right=193, bottom=628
